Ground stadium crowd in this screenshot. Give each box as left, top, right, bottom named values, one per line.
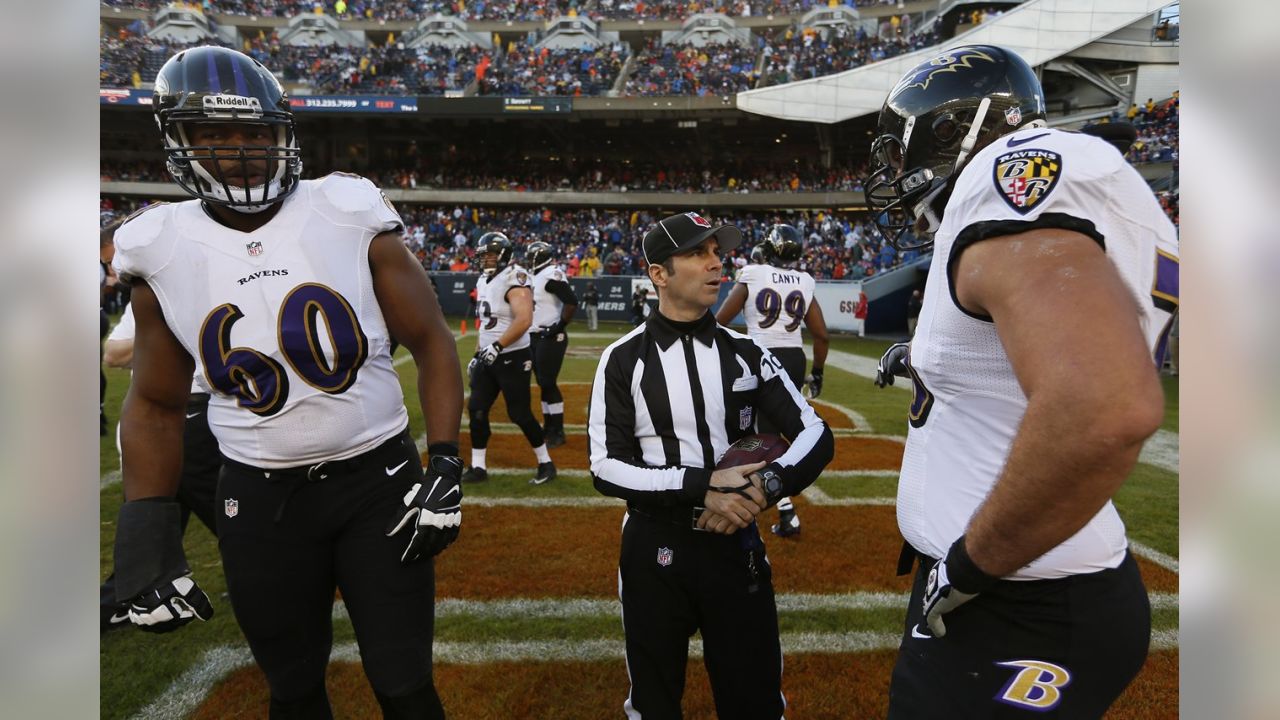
left=622, top=40, right=760, bottom=96
left=100, top=194, right=918, bottom=280
left=476, top=42, right=628, bottom=96
left=103, top=20, right=937, bottom=96
left=100, top=158, right=869, bottom=193
left=1126, top=92, right=1179, bottom=164
left=104, top=0, right=906, bottom=23
left=759, top=22, right=939, bottom=86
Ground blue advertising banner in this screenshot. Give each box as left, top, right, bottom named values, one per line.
left=287, top=95, right=420, bottom=113
left=100, top=89, right=421, bottom=114
left=99, top=88, right=151, bottom=106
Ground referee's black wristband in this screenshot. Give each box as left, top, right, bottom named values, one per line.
left=427, top=442, right=460, bottom=458
left=944, top=536, right=1000, bottom=594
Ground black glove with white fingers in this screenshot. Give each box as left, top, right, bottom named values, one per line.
left=874, top=342, right=911, bottom=388
left=477, top=341, right=503, bottom=366
left=113, top=498, right=214, bottom=633
left=803, top=367, right=824, bottom=399
left=921, top=536, right=998, bottom=637
left=385, top=455, right=463, bottom=563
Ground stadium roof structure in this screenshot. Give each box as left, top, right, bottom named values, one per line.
left=736, top=0, right=1174, bottom=124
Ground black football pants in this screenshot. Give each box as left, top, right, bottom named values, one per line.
left=529, top=330, right=568, bottom=425
left=618, top=511, right=785, bottom=719
left=468, top=347, right=544, bottom=449
left=888, top=551, right=1150, bottom=719
left=216, top=428, right=444, bottom=719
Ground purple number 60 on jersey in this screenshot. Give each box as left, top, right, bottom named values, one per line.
left=199, top=283, right=369, bottom=415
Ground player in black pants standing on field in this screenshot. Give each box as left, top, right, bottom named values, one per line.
left=525, top=241, right=577, bottom=449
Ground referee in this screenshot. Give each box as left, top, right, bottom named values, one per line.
left=588, top=211, right=834, bottom=719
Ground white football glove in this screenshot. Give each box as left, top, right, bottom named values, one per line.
left=921, top=536, right=997, bottom=637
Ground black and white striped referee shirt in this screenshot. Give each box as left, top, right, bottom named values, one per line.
left=588, top=311, right=833, bottom=508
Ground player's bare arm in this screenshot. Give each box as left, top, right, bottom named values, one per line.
left=713, top=283, right=748, bottom=325
left=955, top=228, right=1164, bottom=577
left=369, top=230, right=462, bottom=448
left=501, top=286, right=534, bottom=345
left=119, top=280, right=194, bottom=500
left=103, top=338, right=134, bottom=369
left=804, top=300, right=828, bottom=371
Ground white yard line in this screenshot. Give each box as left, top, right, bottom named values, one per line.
left=136, top=612, right=1182, bottom=719
left=1129, top=540, right=1180, bottom=574
left=1138, top=429, right=1179, bottom=473
left=801, top=486, right=896, bottom=507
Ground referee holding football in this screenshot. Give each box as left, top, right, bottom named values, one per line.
left=588, top=211, right=834, bottom=719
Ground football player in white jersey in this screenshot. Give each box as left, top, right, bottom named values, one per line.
left=525, top=240, right=578, bottom=449
left=866, top=45, right=1176, bottom=717
left=716, top=224, right=829, bottom=538
left=465, top=232, right=557, bottom=485
left=110, top=47, right=464, bottom=719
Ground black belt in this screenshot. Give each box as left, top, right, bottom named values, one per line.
left=221, top=427, right=412, bottom=483
left=627, top=503, right=709, bottom=532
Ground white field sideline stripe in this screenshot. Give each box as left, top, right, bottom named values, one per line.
left=1129, top=540, right=1180, bottom=573
left=134, top=628, right=1183, bottom=718
left=332, top=592, right=1179, bottom=621
left=802, top=485, right=896, bottom=506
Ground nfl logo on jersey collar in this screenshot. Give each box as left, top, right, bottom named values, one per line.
left=657, top=547, right=673, bottom=566
left=246, top=241, right=264, bottom=256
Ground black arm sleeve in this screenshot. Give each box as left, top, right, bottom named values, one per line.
left=547, top=279, right=578, bottom=305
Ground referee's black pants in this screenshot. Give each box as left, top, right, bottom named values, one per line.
left=215, top=428, right=444, bottom=720
left=619, top=510, right=785, bottom=719
left=468, top=347, right=544, bottom=449
left=529, top=329, right=568, bottom=427
left=888, top=550, right=1150, bottom=719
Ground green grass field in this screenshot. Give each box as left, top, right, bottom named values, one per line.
left=100, top=316, right=1178, bottom=719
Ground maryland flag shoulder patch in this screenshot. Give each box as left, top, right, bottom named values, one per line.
left=992, top=148, right=1062, bottom=214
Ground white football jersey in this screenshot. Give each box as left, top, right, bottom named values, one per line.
left=531, top=264, right=568, bottom=331
left=475, top=264, right=532, bottom=352
left=898, top=127, right=1179, bottom=579
left=112, top=173, right=409, bottom=468
left=735, top=263, right=816, bottom=349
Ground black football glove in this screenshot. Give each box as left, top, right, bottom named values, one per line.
left=113, top=498, right=214, bottom=633
left=875, top=342, right=911, bottom=388
left=128, top=574, right=215, bottom=633
left=803, top=367, right=824, bottom=399
left=921, top=536, right=998, bottom=637
left=477, top=341, right=503, bottom=366
left=385, top=455, right=463, bottom=563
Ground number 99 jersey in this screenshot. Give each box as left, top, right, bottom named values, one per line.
left=111, top=173, right=409, bottom=468
left=734, top=263, right=815, bottom=349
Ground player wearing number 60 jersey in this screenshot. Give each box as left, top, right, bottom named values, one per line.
left=716, top=223, right=829, bottom=538
left=111, top=46, right=463, bottom=719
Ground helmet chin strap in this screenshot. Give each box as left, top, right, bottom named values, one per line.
left=952, top=97, right=991, bottom=171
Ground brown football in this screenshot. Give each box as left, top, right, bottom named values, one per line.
left=715, top=433, right=790, bottom=470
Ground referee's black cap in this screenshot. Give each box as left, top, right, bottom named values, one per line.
left=643, top=212, right=743, bottom=265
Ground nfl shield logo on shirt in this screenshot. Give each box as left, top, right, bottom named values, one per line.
left=246, top=241, right=264, bottom=257
left=740, top=406, right=753, bottom=430
left=657, top=547, right=673, bottom=567
left=224, top=498, right=239, bottom=518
